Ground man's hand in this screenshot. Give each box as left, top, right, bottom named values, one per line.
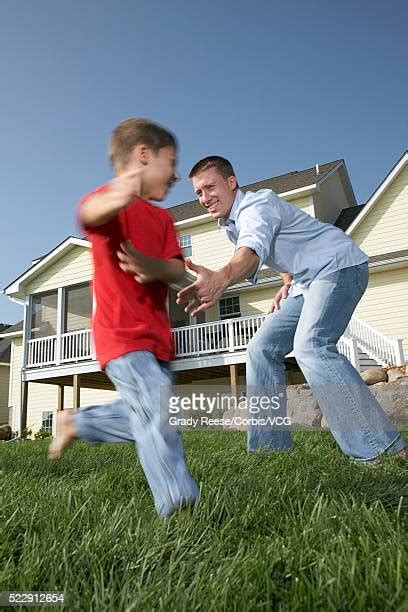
left=176, top=260, right=228, bottom=316
left=117, top=241, right=164, bottom=284
left=267, top=284, right=291, bottom=313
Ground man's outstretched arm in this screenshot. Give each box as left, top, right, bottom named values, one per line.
left=176, top=247, right=259, bottom=317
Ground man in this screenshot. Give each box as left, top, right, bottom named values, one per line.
left=176, top=156, right=407, bottom=463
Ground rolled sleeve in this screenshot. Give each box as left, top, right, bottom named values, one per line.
left=235, top=191, right=281, bottom=284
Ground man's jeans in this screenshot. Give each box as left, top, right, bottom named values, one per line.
left=72, top=351, right=199, bottom=518
left=246, top=263, right=407, bottom=461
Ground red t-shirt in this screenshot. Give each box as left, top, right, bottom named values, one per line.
left=78, top=187, right=183, bottom=369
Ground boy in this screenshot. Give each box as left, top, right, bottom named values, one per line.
left=49, top=118, right=199, bottom=518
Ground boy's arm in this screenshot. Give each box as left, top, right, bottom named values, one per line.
left=117, top=241, right=185, bottom=284
left=79, top=169, right=143, bottom=227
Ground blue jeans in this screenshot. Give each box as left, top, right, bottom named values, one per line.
left=72, top=351, right=199, bottom=518
left=246, top=263, right=407, bottom=461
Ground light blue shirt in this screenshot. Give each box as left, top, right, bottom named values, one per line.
left=218, top=189, right=368, bottom=294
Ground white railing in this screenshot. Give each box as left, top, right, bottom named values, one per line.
left=347, top=315, right=405, bottom=367
left=337, top=335, right=360, bottom=370
left=27, top=335, right=57, bottom=367
left=172, top=314, right=267, bottom=357
left=25, top=314, right=405, bottom=370
left=61, top=329, right=94, bottom=363
left=27, top=329, right=95, bottom=368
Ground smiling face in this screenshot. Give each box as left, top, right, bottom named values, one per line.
left=191, top=166, right=237, bottom=219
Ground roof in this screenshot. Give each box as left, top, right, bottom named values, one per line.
left=2, top=321, right=23, bottom=334
left=169, top=160, right=343, bottom=222
left=0, top=320, right=24, bottom=361
left=334, top=204, right=366, bottom=231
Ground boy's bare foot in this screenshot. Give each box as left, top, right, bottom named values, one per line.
left=397, top=448, right=408, bottom=458
left=48, top=410, right=78, bottom=460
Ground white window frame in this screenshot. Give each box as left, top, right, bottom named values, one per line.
left=42, top=410, right=53, bottom=434
left=179, top=234, right=192, bottom=258
left=218, top=295, right=241, bottom=320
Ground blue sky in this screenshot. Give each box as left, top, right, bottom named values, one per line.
left=1, top=0, right=407, bottom=323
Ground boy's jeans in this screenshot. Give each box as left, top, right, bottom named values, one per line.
left=72, top=350, right=199, bottom=518
left=246, top=262, right=407, bottom=461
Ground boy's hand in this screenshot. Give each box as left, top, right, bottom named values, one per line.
left=109, top=168, right=144, bottom=204
left=117, top=240, right=162, bottom=283
left=80, top=169, right=145, bottom=228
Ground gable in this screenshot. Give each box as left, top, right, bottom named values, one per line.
left=351, top=164, right=408, bottom=256
left=25, top=246, right=93, bottom=294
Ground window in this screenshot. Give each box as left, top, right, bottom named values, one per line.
left=31, top=291, right=58, bottom=339
left=219, top=295, right=241, bottom=320
left=42, top=411, right=53, bottom=434
left=179, top=234, right=192, bottom=257
left=65, top=283, right=92, bottom=332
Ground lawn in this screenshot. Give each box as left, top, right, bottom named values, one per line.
left=0, top=431, right=407, bottom=611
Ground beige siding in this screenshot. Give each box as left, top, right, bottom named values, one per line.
left=354, top=267, right=408, bottom=356
left=26, top=246, right=93, bottom=294
left=8, top=335, right=119, bottom=435
left=352, top=164, right=408, bottom=256
left=0, top=364, right=10, bottom=424
left=240, top=287, right=280, bottom=316
left=182, top=222, right=235, bottom=270
left=9, top=337, right=23, bottom=432
left=289, top=195, right=315, bottom=217
left=206, top=287, right=280, bottom=321
left=24, top=385, right=119, bottom=436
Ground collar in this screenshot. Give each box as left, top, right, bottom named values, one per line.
left=218, top=189, right=244, bottom=229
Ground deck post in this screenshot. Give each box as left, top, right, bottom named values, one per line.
left=73, top=374, right=81, bottom=411
left=21, top=380, right=29, bottom=436
left=394, top=339, right=405, bottom=366
left=230, top=364, right=238, bottom=401
left=57, top=384, right=65, bottom=412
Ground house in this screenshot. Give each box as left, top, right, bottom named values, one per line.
left=1, top=156, right=406, bottom=436
left=346, top=151, right=408, bottom=357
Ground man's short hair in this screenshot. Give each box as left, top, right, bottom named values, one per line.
left=189, top=156, right=237, bottom=182
left=109, top=118, right=177, bottom=171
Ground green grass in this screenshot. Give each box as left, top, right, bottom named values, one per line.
left=0, top=432, right=407, bottom=611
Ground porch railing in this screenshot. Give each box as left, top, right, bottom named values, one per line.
left=26, top=329, right=95, bottom=368
left=25, top=313, right=405, bottom=370
left=347, top=315, right=405, bottom=367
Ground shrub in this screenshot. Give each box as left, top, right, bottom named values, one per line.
left=34, top=427, right=52, bottom=440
